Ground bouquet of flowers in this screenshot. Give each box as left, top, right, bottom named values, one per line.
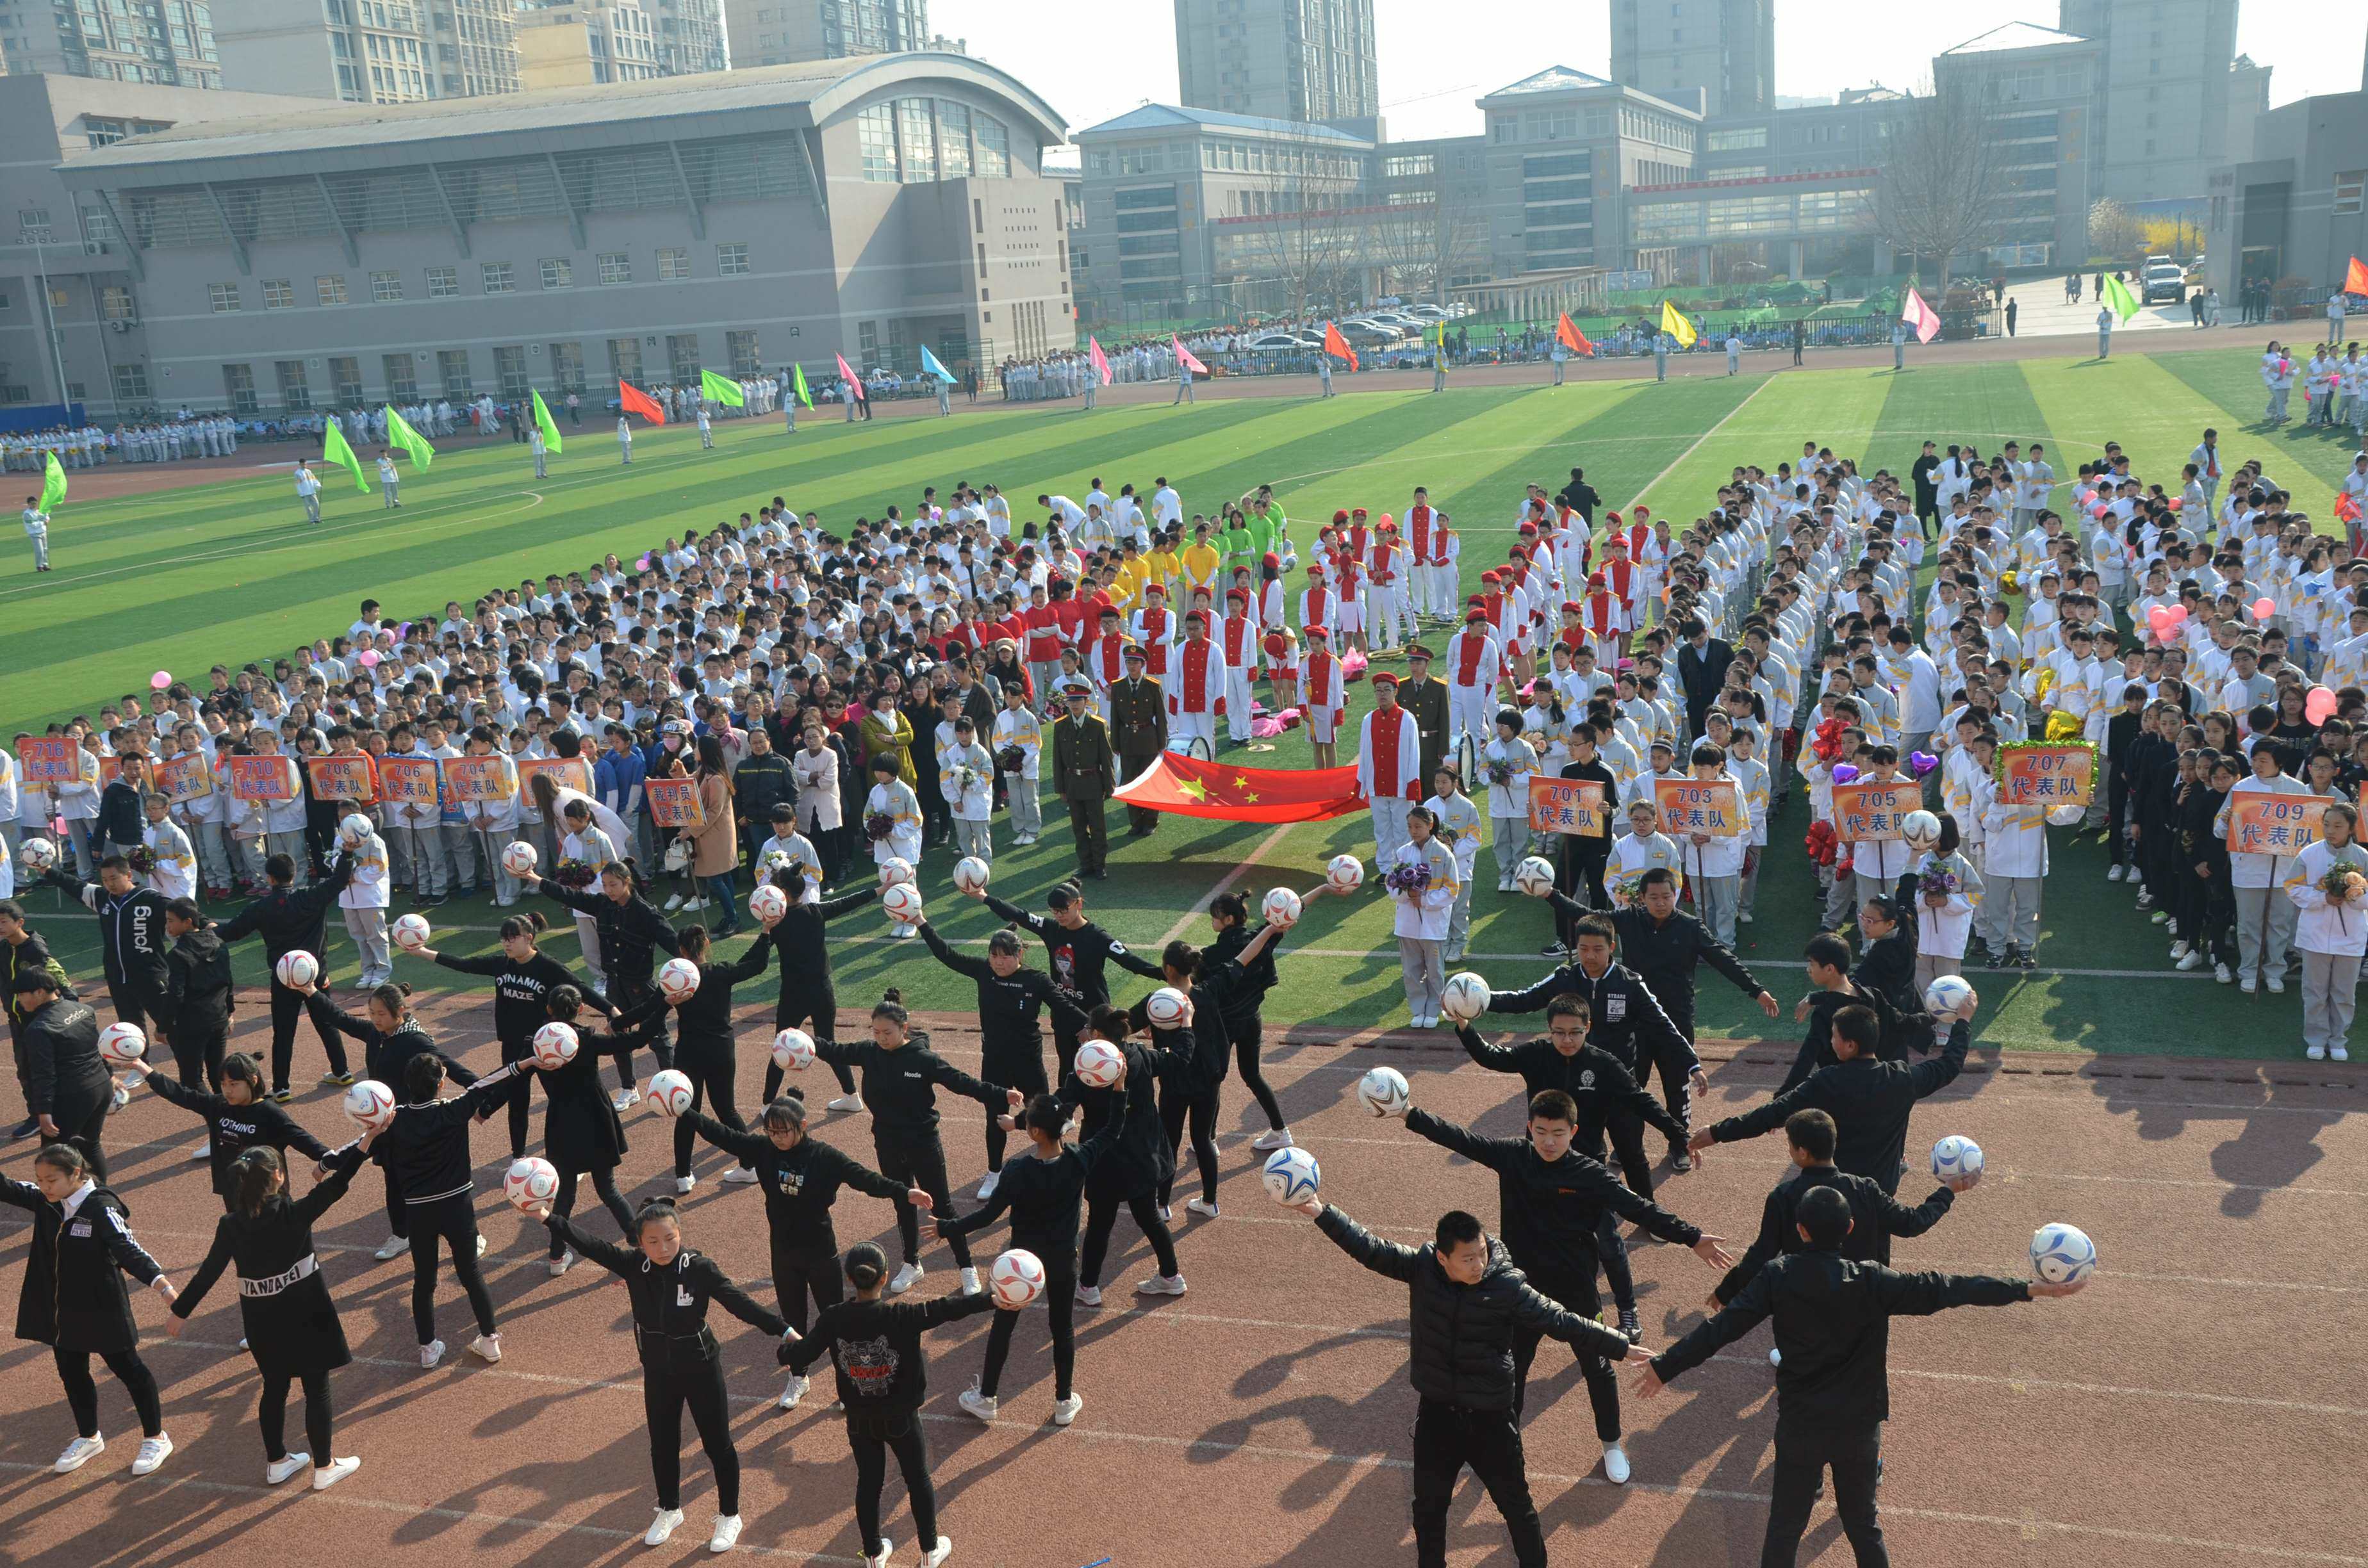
left=554, top=860, right=597, bottom=890
left=996, top=744, right=1026, bottom=775
left=1609, top=872, right=1648, bottom=910
left=2319, top=864, right=2367, bottom=902
left=864, top=812, right=896, bottom=842
left=126, top=845, right=155, bottom=876
left=950, top=765, right=980, bottom=797
left=1383, top=860, right=1432, bottom=899
left=1918, top=856, right=1963, bottom=902
left=1485, top=756, right=1517, bottom=789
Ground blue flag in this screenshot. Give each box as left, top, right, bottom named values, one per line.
left=918, top=345, right=957, bottom=384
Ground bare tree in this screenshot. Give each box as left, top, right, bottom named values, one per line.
left=2086, top=198, right=2145, bottom=262
left=1222, top=126, right=1368, bottom=318
left=1864, top=76, right=2007, bottom=293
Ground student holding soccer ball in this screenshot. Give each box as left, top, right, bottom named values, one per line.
left=409, top=911, right=604, bottom=1160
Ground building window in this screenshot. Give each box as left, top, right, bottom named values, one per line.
left=608, top=337, right=643, bottom=383
left=101, top=286, right=136, bottom=322
left=274, top=359, right=311, bottom=410
left=657, top=246, right=689, bottom=280
left=383, top=353, right=418, bottom=400
left=598, top=252, right=632, bottom=286
left=222, top=363, right=258, bottom=414
left=493, top=345, right=529, bottom=397
left=939, top=101, right=972, bottom=178
left=668, top=333, right=702, bottom=381
left=112, top=362, right=151, bottom=404
left=858, top=320, right=878, bottom=361
left=859, top=103, right=899, bottom=182
left=208, top=281, right=240, bottom=313
left=976, top=113, right=1010, bottom=179
left=540, top=257, right=573, bottom=290
left=329, top=355, right=363, bottom=403
left=549, top=341, right=586, bottom=392
left=370, top=270, right=403, bottom=303
left=316, top=275, right=348, bottom=306
left=1707, top=125, right=1768, bottom=151
left=2337, top=171, right=2366, bottom=217
left=716, top=241, right=750, bottom=275
left=425, top=265, right=459, bottom=298
left=437, top=348, right=472, bottom=395
left=898, top=98, right=937, bottom=183
left=481, top=261, right=515, bottom=294
left=728, top=329, right=760, bottom=375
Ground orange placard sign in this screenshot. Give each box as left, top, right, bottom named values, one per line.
left=378, top=755, right=441, bottom=804
left=1526, top=776, right=1606, bottom=837
left=1832, top=780, right=1918, bottom=842
left=1654, top=776, right=1746, bottom=839
left=14, top=737, right=77, bottom=784
left=443, top=755, right=516, bottom=803
left=227, top=755, right=299, bottom=802
left=518, top=756, right=594, bottom=797
left=304, top=755, right=375, bottom=802
left=1994, top=742, right=2096, bottom=808
left=646, top=776, right=707, bottom=829
left=156, top=754, right=214, bottom=803
left=2225, top=794, right=2328, bottom=858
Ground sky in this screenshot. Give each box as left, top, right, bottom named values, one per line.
left=930, top=0, right=2366, bottom=144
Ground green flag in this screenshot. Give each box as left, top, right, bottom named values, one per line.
left=321, top=417, right=368, bottom=491
left=700, top=368, right=746, bottom=409
left=791, top=363, right=814, bottom=409
left=384, top=405, right=436, bottom=470
left=2100, top=272, right=2140, bottom=323
left=530, top=389, right=563, bottom=453
left=38, top=450, right=68, bottom=512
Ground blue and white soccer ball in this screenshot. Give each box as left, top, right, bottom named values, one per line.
left=2029, top=1222, right=2096, bottom=1286
left=1930, top=1135, right=1984, bottom=1185
left=1260, top=1146, right=1322, bottom=1207
left=1924, top=975, right=1977, bottom=1020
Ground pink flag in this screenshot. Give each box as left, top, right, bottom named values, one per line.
left=1901, top=287, right=1942, bottom=345
left=834, top=352, right=864, bottom=400
left=1089, top=336, right=1113, bottom=386
left=1172, top=334, right=1209, bottom=376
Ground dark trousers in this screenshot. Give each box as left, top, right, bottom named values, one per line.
left=548, top=1157, right=634, bottom=1257
left=51, top=1091, right=111, bottom=1182
left=981, top=1041, right=1048, bottom=1172
left=876, top=1131, right=969, bottom=1268
left=1596, top=1207, right=1636, bottom=1312
left=2105, top=766, right=2133, bottom=867
left=1511, top=1268, right=1621, bottom=1439
left=1120, top=752, right=1163, bottom=831
left=1410, top=1400, right=1544, bottom=1568
left=1079, top=1182, right=1178, bottom=1285
left=611, top=979, right=661, bottom=1093
left=1763, top=1423, right=1887, bottom=1567
left=980, top=1252, right=1077, bottom=1399
left=1066, top=794, right=1108, bottom=874
left=1633, top=1043, right=1692, bottom=1152
left=56, top=1344, right=162, bottom=1439
left=170, top=1015, right=227, bottom=1097
left=407, top=1192, right=497, bottom=1343
left=104, top=979, right=152, bottom=1033
left=1606, top=1105, right=1656, bottom=1202
left=645, top=1355, right=739, bottom=1514
left=258, top=1367, right=333, bottom=1460
left=1229, top=1011, right=1285, bottom=1130
left=671, top=1049, right=744, bottom=1177
left=268, top=982, right=349, bottom=1091
left=1557, top=841, right=1609, bottom=939
left=850, top=1415, right=936, bottom=1556
left=770, top=1237, right=843, bottom=1336
left=495, top=1040, right=535, bottom=1158
left=1156, top=1076, right=1218, bottom=1207
left=764, top=988, right=855, bottom=1106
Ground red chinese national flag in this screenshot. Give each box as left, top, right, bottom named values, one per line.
left=618, top=380, right=666, bottom=425
left=1114, top=753, right=1364, bottom=824
left=1322, top=321, right=1359, bottom=372
left=2347, top=256, right=2368, bottom=298
left=1556, top=313, right=1595, bottom=356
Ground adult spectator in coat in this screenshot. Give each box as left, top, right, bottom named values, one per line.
left=1673, top=617, right=1736, bottom=741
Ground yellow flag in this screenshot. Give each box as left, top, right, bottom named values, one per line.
left=1659, top=299, right=1697, bottom=347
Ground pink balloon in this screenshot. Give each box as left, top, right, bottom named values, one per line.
left=2147, top=605, right=2174, bottom=633
left=358, top=649, right=381, bottom=668
left=2089, top=502, right=2109, bottom=518
left=2168, top=498, right=2183, bottom=509
left=2306, top=686, right=2339, bottom=725
left=149, top=670, right=172, bottom=690
left=2253, top=597, right=2275, bottom=621
left=2164, top=605, right=2188, bottom=628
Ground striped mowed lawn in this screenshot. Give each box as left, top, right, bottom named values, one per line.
left=11, top=345, right=2358, bottom=1058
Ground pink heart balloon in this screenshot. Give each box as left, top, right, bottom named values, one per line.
left=1831, top=763, right=1860, bottom=785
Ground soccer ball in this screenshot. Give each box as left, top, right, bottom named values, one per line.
left=502, top=1156, right=561, bottom=1211
left=1356, top=1065, right=1410, bottom=1117
left=341, top=1079, right=396, bottom=1131
left=878, top=856, right=916, bottom=889
left=648, top=1068, right=695, bottom=1116
left=952, top=856, right=991, bottom=894
left=274, top=950, right=320, bottom=989
left=97, top=1022, right=147, bottom=1067
left=656, top=957, right=702, bottom=1003
left=1260, top=1146, right=1322, bottom=1206
left=1071, top=1039, right=1125, bottom=1090
left=771, top=1028, right=816, bottom=1071
left=881, top=882, right=924, bottom=924
left=1146, top=986, right=1192, bottom=1031
left=1512, top=856, right=1557, bottom=898
left=531, top=1022, right=580, bottom=1069
left=1326, top=854, right=1365, bottom=893
left=1930, top=1135, right=1985, bottom=1185
left=1924, top=975, right=1977, bottom=1020
left=1440, top=972, right=1492, bottom=1023
left=18, top=837, right=57, bottom=874
left=2030, top=1222, right=2097, bottom=1286
left=989, top=1248, right=1046, bottom=1309
left=1900, top=810, right=1943, bottom=853
left=338, top=813, right=374, bottom=845
left=748, top=883, right=789, bottom=923
left=500, top=840, right=539, bottom=877
left=1262, top=887, right=1303, bottom=927
left=391, top=913, right=431, bottom=951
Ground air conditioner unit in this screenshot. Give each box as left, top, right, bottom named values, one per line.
left=110, top=318, right=131, bottom=332
left=84, top=241, right=104, bottom=255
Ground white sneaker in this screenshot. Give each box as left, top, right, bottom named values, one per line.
left=2169, top=941, right=2189, bottom=960
left=2241, top=978, right=2258, bottom=995
left=676, top=1175, right=698, bottom=1195
left=662, top=894, right=686, bottom=911
left=958, top=1266, right=982, bottom=1295
left=1155, top=1204, right=1173, bottom=1223
left=550, top=1249, right=576, bottom=1277
left=887, top=1261, right=923, bottom=1295
left=613, top=1086, right=642, bottom=1111
left=709, top=1514, right=743, bottom=1553
left=1074, top=1283, right=1103, bottom=1307
left=313, top=1455, right=359, bottom=1490
left=1135, top=1273, right=1187, bottom=1296
left=238, top=1337, right=249, bottom=1350
left=721, top=1167, right=759, bottom=1185
left=646, top=1507, right=687, bottom=1546
left=54, top=1434, right=103, bottom=1473
left=1051, top=1392, right=1083, bottom=1426
left=475, top=1233, right=487, bottom=1258
left=1602, top=1443, right=1632, bottom=1485
left=468, top=1333, right=502, bottom=1363
left=2216, top=963, right=2233, bottom=984
left=778, top=1373, right=809, bottom=1410
left=265, top=1452, right=312, bottom=1485
left=112, top=1082, right=131, bottom=1109
left=374, top=1234, right=409, bottom=1260
left=976, top=1169, right=999, bottom=1200
left=2176, top=950, right=2203, bottom=971
left=420, top=1339, right=445, bottom=1369
left=1186, top=1198, right=1220, bottom=1218
left=2334, top=1046, right=2351, bottom=1062
left=2107, top=864, right=2125, bottom=881
left=681, top=897, right=708, bottom=913
left=827, top=1094, right=864, bottom=1113
left=862, top=1536, right=894, bottom=1568
left=958, top=1384, right=998, bottom=1423
left=131, top=1433, right=173, bottom=1476
left=186, top=1141, right=214, bottom=1163
left=2267, top=973, right=2287, bottom=993
left=2307, top=1044, right=2327, bottom=1061
left=1250, top=1127, right=1294, bottom=1152
left=1768, top=1346, right=1782, bottom=1368
left=921, top=1539, right=951, bottom=1568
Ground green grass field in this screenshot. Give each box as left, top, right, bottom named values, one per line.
left=15, top=345, right=2368, bottom=1059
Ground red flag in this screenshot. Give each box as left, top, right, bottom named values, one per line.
left=834, top=352, right=865, bottom=401
left=1113, top=752, right=1365, bottom=824
left=618, top=380, right=665, bottom=425
left=2347, top=256, right=2368, bottom=298
left=1172, top=334, right=1209, bottom=376
left=1322, top=321, right=1359, bottom=372
left=1088, top=336, right=1113, bottom=386
left=1555, top=313, right=1595, bottom=356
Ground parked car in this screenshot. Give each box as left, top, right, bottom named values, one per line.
left=2142, top=263, right=2186, bottom=304
left=1247, top=333, right=1310, bottom=354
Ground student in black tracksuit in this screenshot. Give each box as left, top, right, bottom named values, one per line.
left=522, top=985, right=644, bottom=1270
left=647, top=922, right=771, bottom=1189
left=1390, top=1086, right=1729, bottom=1485
left=1640, top=1184, right=2077, bottom=1567
left=47, top=860, right=172, bottom=1031
left=5, top=1140, right=177, bottom=1474
left=145, top=1051, right=331, bottom=1204
left=1135, top=922, right=1283, bottom=1214
left=366, top=1048, right=516, bottom=1362
left=214, top=850, right=354, bottom=1095
left=977, top=881, right=1162, bottom=1079
left=782, top=1241, right=1002, bottom=1568
left=541, top=1198, right=791, bottom=1553
left=1204, top=890, right=1294, bottom=1145
left=755, top=865, right=873, bottom=1105
left=3, top=899, right=76, bottom=1139
left=1850, top=897, right=1921, bottom=1017
left=17, top=972, right=115, bottom=1179
left=933, top=1092, right=1124, bottom=1424
left=154, top=899, right=234, bottom=1096
left=1553, top=727, right=1621, bottom=931
left=809, top=992, right=1017, bottom=1295
left=167, top=1139, right=374, bottom=1489
left=1777, top=933, right=1932, bottom=1094
left=415, top=911, right=603, bottom=1159
left=1307, top=1202, right=1640, bottom=1568
left=298, top=980, right=479, bottom=1254
left=523, top=863, right=679, bottom=1106
left=1056, top=1004, right=1195, bottom=1301
left=914, top=917, right=1085, bottom=1188
left=1699, top=1004, right=1973, bottom=1195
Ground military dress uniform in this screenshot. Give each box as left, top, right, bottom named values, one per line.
left=1108, top=661, right=1168, bottom=836
left=1053, top=698, right=1117, bottom=878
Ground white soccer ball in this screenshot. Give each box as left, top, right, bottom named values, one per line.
left=1924, top=975, right=1977, bottom=1020
left=1260, top=1145, right=1321, bottom=1206
left=18, top=837, right=58, bottom=874
left=2046, top=802, right=2085, bottom=828
left=1930, top=1134, right=1985, bottom=1185
left=1440, top=972, right=1492, bottom=1023
left=881, top=882, right=924, bottom=924
left=338, top=813, right=374, bottom=845
left=1512, top=856, right=1557, bottom=898
left=2030, top=1222, right=2097, bottom=1286
left=1356, top=1065, right=1410, bottom=1117
left=648, top=1068, right=695, bottom=1116
left=1262, top=886, right=1303, bottom=927
left=771, top=1028, right=816, bottom=1071
left=1325, top=854, right=1365, bottom=893
left=952, top=856, right=991, bottom=894
left=878, top=856, right=916, bottom=888
left=390, top=913, right=431, bottom=952
left=1071, top=1038, right=1125, bottom=1090
left=97, top=1022, right=148, bottom=1067
left=531, top=1021, right=580, bottom=1069
left=502, top=1156, right=560, bottom=1211
left=656, top=956, right=702, bottom=1003
left=1900, top=810, right=1943, bottom=853
left=274, top=950, right=320, bottom=989
left=341, top=1078, right=396, bottom=1130
left=748, top=883, right=789, bottom=923
left=1146, top=986, right=1192, bottom=1031
left=500, top=840, right=539, bottom=877
left=989, top=1248, right=1046, bottom=1308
